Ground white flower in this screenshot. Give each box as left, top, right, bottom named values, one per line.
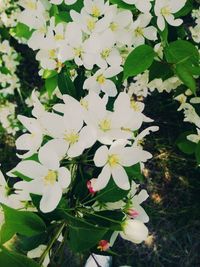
left=91, top=140, right=152, bottom=191
left=127, top=182, right=149, bottom=223
left=154, top=0, right=187, bottom=31
left=13, top=153, right=71, bottom=213
left=120, top=219, right=148, bottom=244
left=16, top=115, right=43, bottom=159
left=187, top=128, right=200, bottom=144
left=39, top=95, right=96, bottom=158
left=83, top=66, right=122, bottom=96
left=130, top=13, right=157, bottom=47
left=84, top=0, right=108, bottom=18
left=122, top=0, right=153, bottom=13
left=82, top=92, right=133, bottom=145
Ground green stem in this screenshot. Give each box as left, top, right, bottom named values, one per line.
left=38, top=222, right=66, bottom=265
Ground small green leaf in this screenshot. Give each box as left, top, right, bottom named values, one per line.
left=57, top=70, right=77, bottom=98
left=42, top=69, right=57, bottom=79
left=45, top=75, right=58, bottom=97
left=15, top=23, right=33, bottom=39
left=0, top=204, right=46, bottom=245
left=68, top=225, right=107, bottom=252
left=125, top=163, right=144, bottom=182
left=175, top=64, right=196, bottom=94
left=164, top=40, right=199, bottom=66
left=176, top=132, right=196, bottom=155
left=124, top=45, right=155, bottom=79
left=109, top=0, right=137, bottom=10
left=0, top=246, right=41, bottom=267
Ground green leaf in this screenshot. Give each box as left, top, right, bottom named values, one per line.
left=149, top=61, right=173, bottom=81
left=125, top=163, right=144, bottom=182
left=68, top=225, right=107, bottom=252
left=57, top=70, right=77, bottom=98
left=164, top=40, right=199, bottom=66
left=15, top=23, right=33, bottom=39
left=12, top=171, right=32, bottom=182
left=176, top=132, right=196, bottom=155
left=0, top=246, right=40, bottom=267
left=109, top=0, right=137, bottom=10
left=45, top=75, right=58, bottom=97
left=174, top=0, right=194, bottom=18
left=0, top=204, right=46, bottom=245
left=195, top=142, right=200, bottom=164
left=42, top=69, right=57, bottom=79
left=175, top=64, right=196, bottom=94
left=124, top=45, right=155, bottom=79
left=96, top=179, right=129, bottom=203
left=55, top=11, right=72, bottom=23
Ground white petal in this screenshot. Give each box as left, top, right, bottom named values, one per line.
left=12, top=160, right=48, bottom=180
left=58, top=167, right=71, bottom=188
left=40, top=184, right=62, bottom=213
left=111, top=165, right=130, bottom=190
left=94, top=146, right=109, bottom=167
left=92, top=164, right=111, bottom=191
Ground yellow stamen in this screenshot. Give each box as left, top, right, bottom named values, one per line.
left=64, top=132, right=79, bottom=144
left=96, top=74, right=106, bottom=84
left=99, top=119, right=111, bottom=132
left=55, top=34, right=64, bottom=41
left=161, top=6, right=171, bottom=16
left=91, top=6, right=101, bottom=17
left=135, top=27, right=144, bottom=37
left=108, top=154, right=119, bottom=167
left=44, top=171, right=57, bottom=185
left=110, top=22, right=118, bottom=31
left=101, top=49, right=111, bottom=59
left=87, top=19, right=95, bottom=31
left=130, top=100, right=141, bottom=111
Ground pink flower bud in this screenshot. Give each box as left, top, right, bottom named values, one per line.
left=127, top=208, right=139, bottom=218
left=87, top=180, right=96, bottom=195
left=97, top=240, right=110, bottom=251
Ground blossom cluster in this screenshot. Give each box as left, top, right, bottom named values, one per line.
left=190, top=7, right=200, bottom=43
left=0, top=39, right=20, bottom=95
left=0, top=0, right=20, bottom=28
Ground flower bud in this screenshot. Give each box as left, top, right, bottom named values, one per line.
left=120, top=219, right=148, bottom=244
left=97, top=240, right=110, bottom=251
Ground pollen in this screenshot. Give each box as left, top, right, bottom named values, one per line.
left=161, top=6, right=171, bottom=16
left=80, top=98, right=89, bottom=110
left=96, top=74, right=106, bottom=84
left=64, top=132, right=79, bottom=144
left=54, top=34, right=64, bottom=41
left=91, top=6, right=101, bottom=17
left=87, top=19, right=95, bottom=31
left=110, top=22, right=118, bottom=31
left=99, top=119, right=111, bottom=132
left=27, top=1, right=36, bottom=10
left=44, top=171, right=57, bottom=185
left=49, top=49, right=56, bottom=58
left=130, top=100, right=141, bottom=111
left=73, top=47, right=83, bottom=57
left=108, top=154, right=120, bottom=167
left=101, top=49, right=111, bottom=59
left=135, top=27, right=144, bottom=37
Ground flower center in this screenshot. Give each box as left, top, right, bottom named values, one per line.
left=96, top=74, right=106, bottom=84
left=87, top=19, right=96, bottom=31
left=27, top=1, right=36, bottom=10
left=161, top=6, right=171, bottom=16
left=55, top=34, right=64, bottom=41
left=110, top=22, right=118, bottom=31
left=44, top=171, right=57, bottom=185
left=108, top=154, right=120, bottom=167
left=73, top=47, right=83, bottom=57
left=64, top=132, right=79, bottom=144
left=91, top=6, right=101, bottom=17
left=49, top=49, right=56, bottom=58
left=101, top=49, right=111, bottom=59
left=99, top=119, right=111, bottom=132
left=135, top=27, right=144, bottom=37
left=130, top=100, right=140, bottom=111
